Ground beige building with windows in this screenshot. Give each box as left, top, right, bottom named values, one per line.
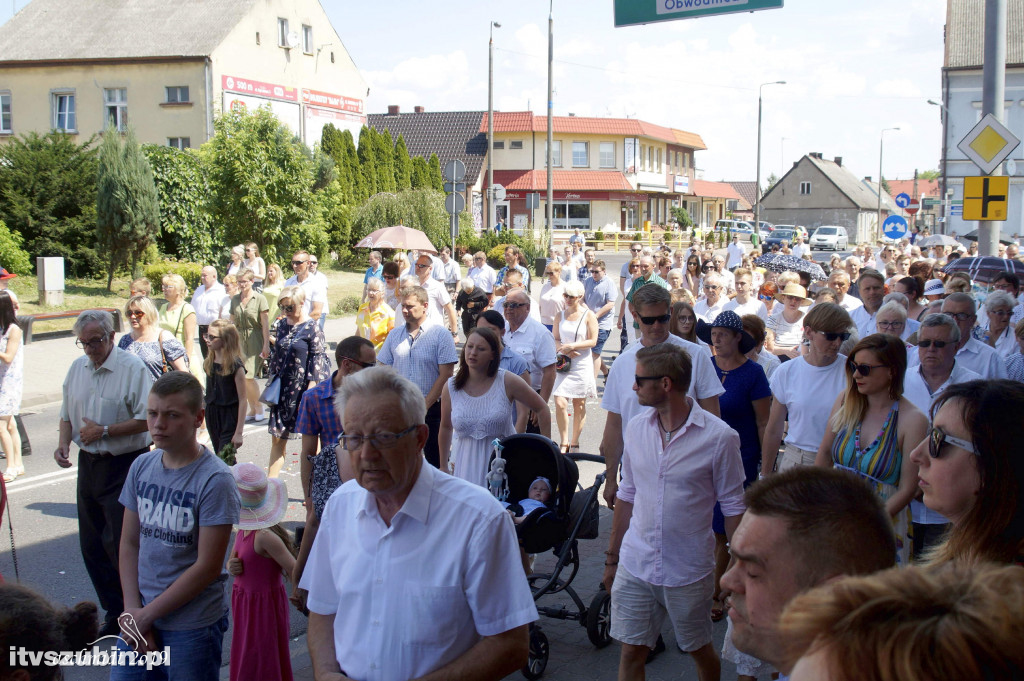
left=0, top=0, right=367, bottom=149
left=483, top=113, right=706, bottom=233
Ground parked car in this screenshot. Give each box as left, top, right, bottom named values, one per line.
left=755, top=221, right=774, bottom=233
left=764, top=228, right=797, bottom=251
left=773, top=224, right=809, bottom=240
left=809, top=225, right=849, bottom=251
left=713, top=219, right=755, bottom=241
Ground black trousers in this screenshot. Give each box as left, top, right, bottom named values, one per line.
left=198, top=324, right=210, bottom=359
left=424, top=401, right=442, bottom=468
left=77, top=448, right=146, bottom=622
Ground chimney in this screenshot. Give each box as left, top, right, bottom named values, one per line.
left=834, top=156, right=842, bottom=166
left=387, top=105, right=399, bottom=115
left=864, top=176, right=873, bottom=183
left=414, top=105, right=425, bottom=113
left=810, top=152, right=822, bottom=159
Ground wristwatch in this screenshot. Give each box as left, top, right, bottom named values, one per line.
left=102, top=425, right=110, bottom=439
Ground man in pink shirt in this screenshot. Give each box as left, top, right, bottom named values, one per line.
left=603, top=344, right=746, bottom=681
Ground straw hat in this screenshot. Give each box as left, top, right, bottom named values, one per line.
left=232, top=462, right=287, bottom=530
left=774, top=282, right=813, bottom=306
left=696, top=311, right=757, bottom=354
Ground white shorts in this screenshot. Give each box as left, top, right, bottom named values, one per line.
left=778, top=443, right=816, bottom=472
left=609, top=567, right=713, bottom=653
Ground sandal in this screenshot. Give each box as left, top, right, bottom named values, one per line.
left=3, top=465, right=24, bottom=482
left=711, top=597, right=725, bottom=622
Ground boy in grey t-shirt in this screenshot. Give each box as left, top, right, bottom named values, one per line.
left=112, top=372, right=240, bottom=681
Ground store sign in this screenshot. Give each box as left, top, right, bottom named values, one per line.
left=301, top=88, right=364, bottom=114
left=624, top=137, right=639, bottom=174
left=222, top=75, right=297, bottom=102
left=504, top=190, right=651, bottom=202
left=674, top=175, right=690, bottom=193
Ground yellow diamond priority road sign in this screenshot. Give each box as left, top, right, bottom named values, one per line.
left=957, top=114, right=1021, bottom=175
left=963, top=176, right=1009, bottom=221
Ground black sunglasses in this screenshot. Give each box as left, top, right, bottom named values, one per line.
left=928, top=426, right=976, bottom=459
left=817, top=330, right=851, bottom=342
left=342, top=356, right=376, bottom=369
left=634, top=374, right=666, bottom=385
left=639, top=313, right=671, bottom=325
left=503, top=301, right=527, bottom=310
left=291, top=260, right=307, bottom=266
left=846, top=360, right=887, bottom=376
left=918, top=339, right=952, bottom=349
left=279, top=303, right=296, bottom=313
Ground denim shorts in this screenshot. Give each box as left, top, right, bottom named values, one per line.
left=109, top=613, right=229, bottom=681
left=592, top=328, right=611, bottom=356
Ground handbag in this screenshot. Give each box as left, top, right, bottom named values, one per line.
left=259, top=375, right=282, bottom=406
left=555, top=310, right=588, bottom=373
left=158, top=332, right=172, bottom=374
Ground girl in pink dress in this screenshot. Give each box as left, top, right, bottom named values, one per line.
left=227, top=463, right=296, bottom=681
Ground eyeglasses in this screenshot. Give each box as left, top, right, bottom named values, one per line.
left=946, top=312, right=974, bottom=322
left=589, top=269, right=602, bottom=275
left=291, top=260, right=307, bottom=267
left=279, top=303, right=296, bottom=313
left=846, top=360, right=887, bottom=376
left=917, top=339, right=953, bottom=349
left=75, top=336, right=108, bottom=350
left=630, top=248, right=642, bottom=253
left=634, top=374, right=666, bottom=385
left=383, top=275, right=396, bottom=281
left=876, top=320, right=904, bottom=330
left=990, top=309, right=1013, bottom=317
left=503, top=301, right=527, bottom=310
left=337, top=425, right=419, bottom=451
left=127, top=310, right=145, bottom=319
left=161, top=285, right=176, bottom=291
left=415, top=262, right=431, bottom=269
left=342, top=356, right=376, bottom=369
left=758, top=294, right=772, bottom=301
left=639, top=313, right=671, bottom=325
left=928, top=426, right=976, bottom=459
left=204, top=333, right=221, bottom=341
left=704, top=285, right=721, bottom=291
left=474, top=257, right=484, bottom=262
left=563, top=293, right=580, bottom=299
left=309, top=260, right=318, bottom=265
left=815, top=330, right=851, bottom=342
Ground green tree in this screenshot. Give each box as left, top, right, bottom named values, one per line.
left=0, top=220, right=32, bottom=274
left=96, top=127, right=161, bottom=289
left=0, top=131, right=101, bottom=276
left=671, top=206, right=693, bottom=229
left=350, top=188, right=451, bottom=253
left=143, top=145, right=217, bottom=263
left=202, top=106, right=315, bottom=263
left=763, top=172, right=779, bottom=196
left=880, top=177, right=892, bottom=195
left=377, top=129, right=397, bottom=193
left=919, top=169, right=940, bottom=181
left=411, top=156, right=431, bottom=189
left=339, top=129, right=365, bottom=203
left=427, top=154, right=444, bottom=192
left=394, top=134, right=413, bottom=191
left=357, top=126, right=379, bottom=197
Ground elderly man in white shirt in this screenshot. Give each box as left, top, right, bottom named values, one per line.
left=936, top=293, right=1008, bottom=379
left=190, top=266, right=227, bottom=359
left=503, top=289, right=556, bottom=432
left=604, top=343, right=745, bottom=681
left=301, top=367, right=536, bottom=681
left=791, top=234, right=808, bottom=259
left=468, top=251, right=497, bottom=299
left=827, top=269, right=863, bottom=312
left=601, top=284, right=724, bottom=507
left=694, top=272, right=728, bottom=322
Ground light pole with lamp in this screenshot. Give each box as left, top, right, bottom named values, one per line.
left=487, top=20, right=501, bottom=234
left=877, top=127, right=900, bottom=241
left=755, top=80, right=785, bottom=233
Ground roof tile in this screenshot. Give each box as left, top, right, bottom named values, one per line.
left=483, top=112, right=706, bottom=150
left=487, top=170, right=633, bottom=192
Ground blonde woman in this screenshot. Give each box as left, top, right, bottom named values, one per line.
left=230, top=268, right=270, bottom=422
left=552, top=280, right=598, bottom=452
left=226, top=244, right=245, bottom=277
left=243, top=242, right=267, bottom=290
left=262, top=263, right=285, bottom=314
left=119, top=294, right=188, bottom=379
left=393, top=252, right=412, bottom=279
left=355, top=278, right=394, bottom=351
left=157, top=273, right=198, bottom=369
left=539, top=262, right=565, bottom=331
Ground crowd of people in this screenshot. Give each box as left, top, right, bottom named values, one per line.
left=1, top=232, right=1024, bottom=681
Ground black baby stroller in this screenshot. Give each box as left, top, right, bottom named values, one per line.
left=487, top=433, right=612, bottom=679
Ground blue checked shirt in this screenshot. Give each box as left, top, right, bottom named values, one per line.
left=294, top=372, right=344, bottom=448
left=378, top=321, right=459, bottom=399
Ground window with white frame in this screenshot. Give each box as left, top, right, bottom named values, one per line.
left=104, top=88, right=127, bottom=131
left=546, top=140, right=562, bottom=166
left=648, top=146, right=653, bottom=170
left=599, top=141, right=615, bottom=168
left=800, top=181, right=812, bottom=195
left=165, top=86, right=189, bottom=103
left=52, top=91, right=76, bottom=132
left=168, top=137, right=190, bottom=150
left=302, top=24, right=313, bottom=53
left=510, top=140, right=523, bottom=150
left=572, top=141, right=588, bottom=167
left=0, top=93, right=11, bottom=133
left=277, top=18, right=289, bottom=47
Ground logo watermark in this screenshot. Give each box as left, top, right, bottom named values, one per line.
left=9, top=613, right=170, bottom=670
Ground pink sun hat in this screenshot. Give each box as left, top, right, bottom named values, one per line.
left=231, top=462, right=287, bottom=530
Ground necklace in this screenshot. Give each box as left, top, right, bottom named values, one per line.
left=658, top=415, right=685, bottom=443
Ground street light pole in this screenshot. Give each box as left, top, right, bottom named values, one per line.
left=755, top=81, right=785, bottom=233
left=928, top=99, right=950, bottom=234
left=546, top=0, right=554, bottom=250
left=487, top=21, right=500, bottom=234
left=877, top=127, right=900, bottom=240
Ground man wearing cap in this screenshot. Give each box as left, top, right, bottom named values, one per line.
left=604, top=343, right=745, bottom=681
left=113, top=371, right=239, bottom=676
left=302, top=367, right=536, bottom=681
left=602, top=285, right=724, bottom=508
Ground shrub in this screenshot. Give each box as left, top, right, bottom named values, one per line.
left=334, top=296, right=361, bottom=315
left=0, top=220, right=32, bottom=274
left=486, top=244, right=511, bottom=269
left=593, top=230, right=605, bottom=241
left=143, top=261, right=203, bottom=293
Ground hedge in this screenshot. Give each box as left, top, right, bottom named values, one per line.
left=143, top=261, right=203, bottom=294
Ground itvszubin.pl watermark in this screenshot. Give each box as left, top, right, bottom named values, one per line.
left=9, top=644, right=169, bottom=669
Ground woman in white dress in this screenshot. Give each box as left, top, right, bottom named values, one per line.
left=539, top=262, right=565, bottom=331
left=439, top=327, right=550, bottom=486
left=0, top=292, right=23, bottom=482
left=552, top=280, right=598, bottom=453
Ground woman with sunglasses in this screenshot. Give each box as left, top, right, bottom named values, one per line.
left=439, top=327, right=549, bottom=484
left=230, top=268, right=271, bottom=422
left=552, top=280, right=598, bottom=453
left=682, top=255, right=703, bottom=301
left=981, top=290, right=1018, bottom=358
left=355, top=277, right=394, bottom=351
left=757, top=281, right=778, bottom=317
left=815, top=334, right=928, bottom=565
left=909, top=379, right=1024, bottom=565
left=381, top=261, right=402, bottom=311
left=226, top=244, right=244, bottom=277
left=265, top=285, right=331, bottom=478
left=119, top=294, right=188, bottom=379
left=539, top=262, right=565, bottom=332
left=763, top=303, right=853, bottom=475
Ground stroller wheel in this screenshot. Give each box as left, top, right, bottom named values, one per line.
left=521, top=627, right=549, bottom=680
left=586, top=588, right=613, bottom=648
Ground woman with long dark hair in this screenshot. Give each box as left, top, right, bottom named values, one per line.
left=0, top=292, right=23, bottom=482
left=910, top=379, right=1024, bottom=565
left=816, top=333, right=928, bottom=564
left=438, top=327, right=549, bottom=486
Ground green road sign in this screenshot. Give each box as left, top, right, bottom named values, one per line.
left=614, top=0, right=784, bottom=27
left=923, top=198, right=941, bottom=207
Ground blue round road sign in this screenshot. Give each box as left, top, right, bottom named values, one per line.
left=895, top=192, right=911, bottom=208
left=883, top=215, right=908, bottom=240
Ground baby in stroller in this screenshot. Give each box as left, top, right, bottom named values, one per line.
left=503, top=477, right=554, bottom=526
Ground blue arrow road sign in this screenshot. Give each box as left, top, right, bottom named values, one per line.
left=883, top=215, right=909, bottom=240
left=895, top=192, right=911, bottom=208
